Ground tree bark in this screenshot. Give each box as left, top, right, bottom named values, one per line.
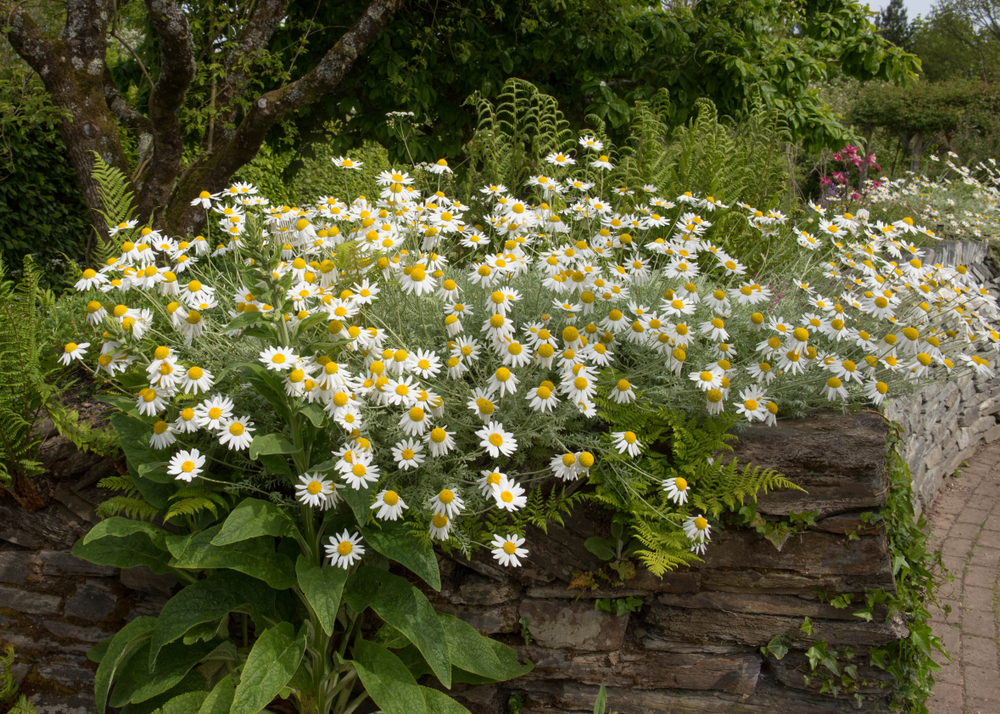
left=3, top=0, right=132, bottom=241
left=162, top=0, right=402, bottom=236
left=3, top=0, right=400, bottom=241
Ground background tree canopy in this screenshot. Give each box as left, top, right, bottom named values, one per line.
left=0, top=0, right=916, bottom=242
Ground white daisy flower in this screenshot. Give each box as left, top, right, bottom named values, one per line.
left=371, top=489, right=408, bottom=521
left=663, top=477, right=690, bottom=504
left=296, top=473, right=334, bottom=508
left=219, top=416, right=255, bottom=450
left=476, top=421, right=517, bottom=458
left=325, top=530, right=365, bottom=569
left=611, top=430, right=641, bottom=457
left=492, top=477, right=527, bottom=512
left=167, top=448, right=205, bottom=482
left=491, top=533, right=528, bottom=567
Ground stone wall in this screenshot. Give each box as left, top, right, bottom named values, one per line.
left=884, top=241, right=1000, bottom=513
left=437, top=412, right=904, bottom=714
left=0, top=412, right=925, bottom=713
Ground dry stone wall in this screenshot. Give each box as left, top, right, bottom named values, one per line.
left=884, top=241, right=1000, bottom=513
left=434, top=412, right=904, bottom=714
left=0, top=408, right=938, bottom=713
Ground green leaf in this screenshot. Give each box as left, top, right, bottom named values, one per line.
left=298, top=403, right=326, bottom=428
left=438, top=613, right=532, bottom=682
left=111, top=638, right=218, bottom=707
left=88, top=637, right=112, bottom=664
left=150, top=571, right=281, bottom=669
left=138, top=461, right=174, bottom=484
left=84, top=517, right=169, bottom=550
left=73, top=533, right=172, bottom=574
left=248, top=433, right=298, bottom=460
left=763, top=635, right=790, bottom=660
left=195, top=674, right=236, bottom=714
left=154, top=691, right=210, bottom=714
left=94, top=616, right=157, bottom=714
left=349, top=640, right=428, bottom=714
left=225, top=312, right=264, bottom=331
left=344, top=566, right=452, bottom=688
left=421, top=687, right=473, bottom=713
left=584, top=536, right=615, bottom=561
left=166, top=525, right=296, bottom=590
left=231, top=623, right=306, bottom=714
left=593, top=684, right=607, bottom=714
left=362, top=520, right=441, bottom=591
left=341, top=484, right=373, bottom=525
left=211, top=498, right=293, bottom=546
left=295, top=555, right=348, bottom=636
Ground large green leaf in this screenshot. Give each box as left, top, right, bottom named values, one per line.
left=95, top=616, right=157, bottom=714
left=421, top=687, right=473, bottom=713
left=297, top=403, right=327, bottom=428
left=350, top=640, right=428, bottom=714
left=242, top=364, right=289, bottom=420
left=344, top=567, right=452, bottom=688
left=166, top=525, right=296, bottom=589
left=196, top=674, right=236, bottom=714
left=149, top=570, right=281, bottom=669
left=439, top=613, right=533, bottom=682
left=118, top=670, right=209, bottom=714
left=73, top=533, right=172, bottom=574
left=211, top=498, right=293, bottom=546
left=152, top=691, right=210, bottom=714
left=84, top=517, right=169, bottom=550
left=341, top=484, right=372, bottom=525
left=295, top=556, right=348, bottom=636
left=248, top=433, right=298, bottom=460
left=231, top=623, right=306, bottom=714
left=110, top=638, right=218, bottom=707
left=362, top=520, right=441, bottom=591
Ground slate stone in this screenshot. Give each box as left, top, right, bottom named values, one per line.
left=38, top=550, right=116, bottom=578
left=727, top=411, right=890, bottom=517
left=519, top=599, right=628, bottom=651
left=517, top=645, right=762, bottom=695
left=64, top=580, right=117, bottom=622
left=0, top=585, right=62, bottom=615
left=0, top=551, right=33, bottom=585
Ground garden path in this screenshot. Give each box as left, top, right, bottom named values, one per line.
left=925, top=439, right=1000, bottom=714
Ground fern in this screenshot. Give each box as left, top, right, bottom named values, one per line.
left=95, top=474, right=159, bottom=522
left=165, top=485, right=230, bottom=523
left=1, top=644, right=17, bottom=703
left=0, top=256, right=46, bottom=485
left=463, top=78, right=576, bottom=195
left=47, top=403, right=121, bottom=459
left=90, top=151, right=137, bottom=264
left=631, top=517, right=701, bottom=577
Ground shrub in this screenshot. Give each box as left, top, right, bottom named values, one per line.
left=61, top=82, right=997, bottom=714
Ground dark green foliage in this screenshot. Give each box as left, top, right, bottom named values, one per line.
left=283, top=0, right=918, bottom=163
left=0, top=68, right=90, bottom=272
left=0, top=256, right=46, bottom=485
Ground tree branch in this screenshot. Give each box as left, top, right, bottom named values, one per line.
left=139, top=0, right=196, bottom=221
left=165, top=0, right=400, bottom=235
left=228, top=0, right=400, bottom=156
left=62, top=0, right=112, bottom=63
left=213, top=0, right=292, bottom=146
left=103, top=65, right=154, bottom=175
left=1, top=0, right=61, bottom=78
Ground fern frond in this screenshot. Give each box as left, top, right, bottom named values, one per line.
left=165, top=486, right=229, bottom=522
left=90, top=151, right=137, bottom=264
left=96, top=496, right=160, bottom=522
left=632, top=517, right=701, bottom=577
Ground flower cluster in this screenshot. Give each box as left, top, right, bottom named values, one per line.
left=65, top=146, right=999, bottom=562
